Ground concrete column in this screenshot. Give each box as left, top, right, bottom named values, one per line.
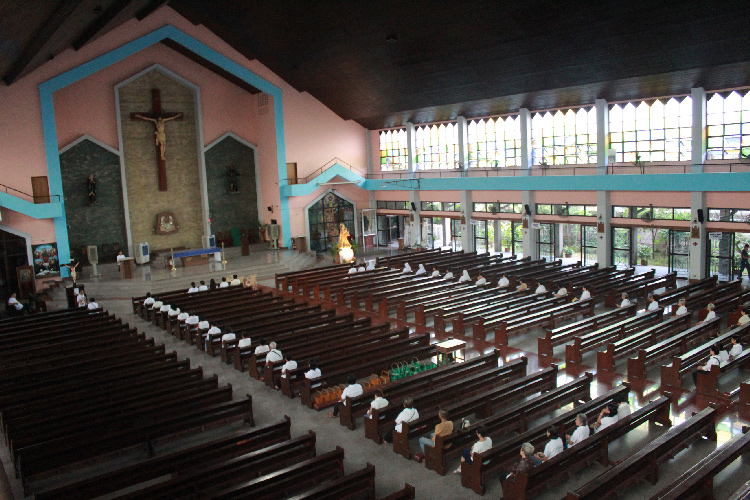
left=460, top=190, right=474, bottom=252
left=691, top=87, right=707, bottom=174
left=519, top=108, right=532, bottom=175
left=457, top=116, right=468, bottom=174
left=493, top=219, right=502, bottom=253
left=595, top=98, right=610, bottom=175
left=365, top=128, right=373, bottom=176
left=406, top=122, right=416, bottom=174
left=596, top=190, right=612, bottom=266
left=408, top=190, right=422, bottom=246
left=522, top=191, right=537, bottom=258
left=689, top=192, right=707, bottom=280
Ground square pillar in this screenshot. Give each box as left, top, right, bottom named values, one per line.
left=520, top=108, right=532, bottom=175
left=596, top=191, right=612, bottom=266
left=691, top=88, right=707, bottom=174
left=406, top=122, right=416, bottom=174
left=522, top=191, right=537, bottom=258
left=595, top=98, right=610, bottom=175
left=457, top=116, right=468, bottom=173
left=460, top=190, right=474, bottom=252
left=493, top=219, right=502, bottom=253
left=408, top=190, right=422, bottom=246
left=689, top=191, right=707, bottom=280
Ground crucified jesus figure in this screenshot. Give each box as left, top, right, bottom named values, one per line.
left=133, top=113, right=182, bottom=160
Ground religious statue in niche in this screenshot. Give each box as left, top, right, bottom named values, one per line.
left=87, top=173, right=97, bottom=205
left=227, top=166, right=240, bottom=193
left=155, top=212, right=179, bottom=235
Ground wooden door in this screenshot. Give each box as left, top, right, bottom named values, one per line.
left=286, top=163, right=298, bottom=185
left=31, top=176, right=50, bottom=204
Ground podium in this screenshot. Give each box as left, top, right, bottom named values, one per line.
left=120, top=257, right=135, bottom=279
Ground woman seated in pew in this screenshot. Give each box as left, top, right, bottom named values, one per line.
left=498, top=274, right=510, bottom=288
left=554, top=286, right=567, bottom=298
left=646, top=293, right=661, bottom=312
left=254, top=338, right=270, bottom=356
left=142, top=292, right=154, bottom=308
left=357, top=265, right=366, bottom=272
left=517, top=279, right=528, bottom=292
left=198, top=319, right=210, bottom=332
left=616, top=293, right=631, bottom=308
left=535, top=282, right=547, bottom=295
left=458, top=270, right=471, bottom=283
left=159, top=302, right=171, bottom=315
left=692, top=345, right=722, bottom=384
left=675, top=298, right=688, bottom=316
left=500, top=442, right=536, bottom=482
left=304, top=359, right=321, bottom=379
left=383, top=397, right=420, bottom=443
left=566, top=413, right=590, bottom=446
left=729, top=336, right=743, bottom=358
left=366, top=261, right=376, bottom=271
left=169, top=307, right=180, bottom=319
left=237, top=333, right=252, bottom=349
left=87, top=297, right=100, bottom=311
left=534, top=427, right=564, bottom=462
left=735, top=306, right=749, bottom=327
left=209, top=278, right=218, bottom=290
left=698, top=303, right=716, bottom=324
left=414, top=408, right=453, bottom=463
left=188, top=282, right=199, bottom=293
left=366, top=389, right=389, bottom=419
left=348, top=267, right=357, bottom=274
left=186, top=314, right=200, bottom=331
left=717, top=343, right=730, bottom=363
left=328, top=374, right=363, bottom=418
left=177, top=310, right=189, bottom=323
left=204, top=323, right=220, bottom=350
left=475, top=274, right=487, bottom=286
left=615, top=392, right=632, bottom=419
left=453, top=425, right=492, bottom=473
left=444, top=270, right=454, bottom=280
left=592, top=402, right=619, bottom=431
left=430, top=267, right=440, bottom=278
left=402, top=262, right=413, bottom=274
left=152, top=300, right=163, bottom=312
left=415, top=264, right=427, bottom=276
left=572, top=285, right=591, bottom=302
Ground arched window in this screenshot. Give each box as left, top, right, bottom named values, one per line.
left=379, top=129, right=408, bottom=171
left=414, top=123, right=459, bottom=170
left=530, top=108, right=597, bottom=165
left=308, top=192, right=355, bottom=253
left=609, top=97, right=692, bottom=163
left=467, top=115, right=521, bottom=168
left=706, top=90, right=750, bottom=160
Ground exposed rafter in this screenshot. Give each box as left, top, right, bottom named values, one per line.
left=135, top=0, right=168, bottom=21
left=72, top=0, right=134, bottom=50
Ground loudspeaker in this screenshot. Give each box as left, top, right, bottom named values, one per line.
left=697, top=209, right=704, bottom=223
left=411, top=202, right=417, bottom=212
left=524, top=204, right=531, bottom=215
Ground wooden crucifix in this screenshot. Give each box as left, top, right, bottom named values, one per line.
left=130, top=89, right=183, bottom=191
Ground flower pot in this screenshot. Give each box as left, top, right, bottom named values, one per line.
left=640, top=259, right=648, bottom=266
left=564, top=253, right=572, bottom=258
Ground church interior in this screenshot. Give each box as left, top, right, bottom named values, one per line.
left=1, top=1, right=750, bottom=499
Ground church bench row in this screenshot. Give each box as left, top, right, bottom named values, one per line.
left=452, top=295, right=568, bottom=336
left=627, top=317, right=722, bottom=380
left=537, top=304, right=637, bottom=357
left=34, top=418, right=295, bottom=500
left=602, top=271, right=677, bottom=308
left=0, top=308, right=106, bottom=339
left=695, top=346, right=750, bottom=408
left=432, top=290, right=543, bottom=332
left=565, top=309, right=663, bottom=367
left=424, top=374, right=592, bottom=476
left=698, top=288, right=750, bottom=322
left=460, top=384, right=631, bottom=494
left=365, top=357, right=528, bottom=444
left=302, top=268, right=400, bottom=298
left=409, top=287, right=512, bottom=324
left=392, top=366, right=562, bottom=459
left=375, top=248, right=445, bottom=268
left=133, top=285, right=250, bottom=317
left=361, top=280, right=496, bottom=318
left=0, top=304, right=99, bottom=332
left=595, top=313, right=694, bottom=373
left=547, top=266, right=633, bottom=294
left=315, top=268, right=406, bottom=301
left=653, top=275, right=718, bottom=309
left=338, top=350, right=501, bottom=430
left=500, top=396, right=672, bottom=500
left=646, top=423, right=748, bottom=500
left=158, top=287, right=270, bottom=325
left=675, top=279, right=743, bottom=315
left=661, top=322, right=750, bottom=393
left=275, top=261, right=357, bottom=289
left=564, top=406, right=718, bottom=500
left=0, top=314, right=128, bottom=354
left=285, top=464, right=412, bottom=500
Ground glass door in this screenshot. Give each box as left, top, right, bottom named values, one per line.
left=425, top=217, right=445, bottom=249
left=707, top=231, right=750, bottom=280
left=582, top=225, right=598, bottom=265
left=537, top=223, right=556, bottom=261
left=612, top=227, right=632, bottom=268
left=450, top=218, right=462, bottom=251
left=474, top=220, right=489, bottom=254
left=512, top=221, right=524, bottom=257
left=668, top=230, right=690, bottom=277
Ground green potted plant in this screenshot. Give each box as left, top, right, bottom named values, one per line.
left=637, top=246, right=652, bottom=266
left=563, top=245, right=574, bottom=258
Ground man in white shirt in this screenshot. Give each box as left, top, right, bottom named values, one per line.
left=618, top=293, right=631, bottom=308
left=305, top=360, right=322, bottom=379
left=593, top=403, right=619, bottom=430
left=383, top=397, right=419, bottom=443
left=329, top=374, right=363, bottom=417
left=177, top=311, right=189, bottom=322
left=87, top=298, right=99, bottom=310
left=186, top=315, right=200, bottom=329
left=366, top=389, right=389, bottom=418
left=675, top=298, right=688, bottom=316
left=693, top=345, right=721, bottom=384
left=220, top=328, right=235, bottom=345
left=729, top=336, right=743, bottom=358
left=198, top=281, right=209, bottom=291
left=142, top=292, right=154, bottom=308
left=188, top=282, right=199, bottom=293
left=238, top=334, right=252, bottom=348
left=219, top=277, right=229, bottom=288
left=646, top=293, right=660, bottom=312
left=566, top=414, right=590, bottom=446
left=498, top=275, right=510, bottom=288
left=254, top=338, right=271, bottom=356
left=230, top=275, right=241, bottom=286
left=265, top=342, right=283, bottom=365
left=476, top=275, right=487, bottom=286
left=207, top=324, right=221, bottom=337
left=455, top=425, right=492, bottom=473
left=535, top=427, right=564, bottom=462
left=699, top=303, right=716, bottom=324
left=197, top=319, right=209, bottom=331
left=554, top=287, right=567, bottom=298
left=577, top=286, right=591, bottom=302
left=280, top=354, right=297, bottom=379
left=535, top=283, right=547, bottom=295
left=7, top=293, right=24, bottom=313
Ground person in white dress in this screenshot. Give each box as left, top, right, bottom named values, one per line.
left=329, top=374, right=363, bottom=417
left=454, top=425, right=492, bottom=473
left=458, top=270, right=471, bottom=283
left=535, top=427, right=564, bottom=462
left=675, top=298, right=688, bottom=316
left=384, top=397, right=419, bottom=443
left=717, top=344, right=730, bottom=363
left=566, top=414, right=590, bottom=446
left=593, top=402, right=619, bottom=430
left=699, top=303, right=716, bottom=324
left=188, top=282, right=199, bottom=293
left=366, top=261, right=376, bottom=271
left=219, top=277, right=229, bottom=288
left=415, top=264, right=427, bottom=276
left=535, top=283, right=547, bottom=295
left=366, top=390, right=389, bottom=418
left=475, top=275, right=487, bottom=286
left=618, top=293, right=631, bottom=308
left=498, top=275, right=510, bottom=288
left=87, top=298, right=99, bottom=310
left=402, top=262, right=412, bottom=274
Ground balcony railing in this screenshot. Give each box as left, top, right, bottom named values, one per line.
left=0, top=183, right=60, bottom=203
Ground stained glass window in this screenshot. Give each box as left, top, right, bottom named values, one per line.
left=414, top=123, right=459, bottom=170
left=308, top=192, right=355, bottom=253
left=531, top=108, right=597, bottom=165
left=379, top=129, right=408, bottom=171
left=467, top=116, right=522, bottom=168
left=609, top=97, right=692, bottom=163
left=706, top=90, right=750, bottom=160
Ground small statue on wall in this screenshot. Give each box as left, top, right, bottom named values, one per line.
left=228, top=166, right=240, bottom=193
left=87, top=173, right=97, bottom=205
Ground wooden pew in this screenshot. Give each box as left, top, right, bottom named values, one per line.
left=653, top=275, right=717, bottom=309
left=453, top=295, right=565, bottom=336
left=423, top=374, right=592, bottom=475
left=726, top=479, right=750, bottom=500
left=500, top=396, right=672, bottom=500
left=603, top=271, right=677, bottom=308
left=286, top=463, right=376, bottom=500
left=564, top=406, right=718, bottom=500
left=537, top=304, right=637, bottom=357
left=697, top=288, right=750, bottom=321
left=596, top=314, right=692, bottom=373
left=741, top=382, right=750, bottom=421
left=490, top=298, right=596, bottom=345
left=695, top=347, right=750, bottom=408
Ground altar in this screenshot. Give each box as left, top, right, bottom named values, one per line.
left=173, top=247, right=221, bottom=267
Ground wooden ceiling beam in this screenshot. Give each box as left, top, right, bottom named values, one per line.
left=135, top=0, right=168, bottom=21
left=72, top=0, right=134, bottom=50
left=2, top=0, right=80, bottom=85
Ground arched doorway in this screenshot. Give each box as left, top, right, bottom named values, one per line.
left=0, top=228, right=31, bottom=303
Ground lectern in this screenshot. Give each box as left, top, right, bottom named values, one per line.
left=120, top=257, right=135, bottom=279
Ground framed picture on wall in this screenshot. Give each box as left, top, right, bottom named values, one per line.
left=32, top=243, right=60, bottom=278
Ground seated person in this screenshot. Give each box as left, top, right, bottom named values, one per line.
left=265, top=342, right=283, bottom=365
left=692, top=345, right=721, bottom=384
left=348, top=267, right=357, bottom=274
left=729, top=335, right=743, bottom=358
left=366, top=261, right=376, bottom=271
left=142, top=292, right=154, bottom=308
left=168, top=307, right=181, bottom=319
left=735, top=306, right=749, bottom=327
left=206, top=323, right=222, bottom=349
left=366, top=389, right=389, bottom=418
left=675, top=298, right=688, bottom=316
left=458, top=270, right=471, bottom=283
left=454, top=425, right=492, bottom=473
left=502, top=442, right=536, bottom=482
left=7, top=293, right=25, bottom=314
left=276, top=353, right=297, bottom=389
left=554, top=286, right=567, bottom=298
left=414, top=408, right=453, bottom=462
left=198, top=319, right=210, bottom=331
left=76, top=289, right=87, bottom=308
left=566, top=414, right=590, bottom=446
left=402, top=262, right=412, bottom=274
left=498, top=274, right=510, bottom=288
left=517, top=279, right=528, bottom=292
left=219, top=277, right=229, bottom=288
left=617, top=293, right=631, bottom=308
left=186, top=314, right=200, bottom=332
left=717, top=343, right=730, bottom=363
left=198, top=281, right=209, bottom=291
left=535, top=283, right=547, bottom=295
left=384, top=397, right=419, bottom=443
left=187, top=282, right=199, bottom=293
left=159, top=303, right=171, bottom=314
left=237, top=333, right=252, bottom=349
left=444, top=270, right=454, bottom=280
left=328, top=374, right=363, bottom=418
left=646, top=293, right=661, bottom=312
left=575, top=285, right=591, bottom=302
left=220, top=327, right=236, bottom=346
left=699, top=302, right=716, bottom=323
left=593, top=402, right=619, bottom=430
left=431, top=267, right=441, bottom=278
left=357, top=265, right=366, bottom=272
left=87, top=297, right=100, bottom=310
left=305, top=359, right=321, bottom=379
left=254, top=338, right=271, bottom=355
left=177, top=310, right=189, bottom=323
left=152, top=300, right=163, bottom=311
left=615, top=392, right=632, bottom=419
left=415, top=264, right=427, bottom=276
left=475, top=274, right=487, bottom=286
left=230, top=274, right=241, bottom=286
left=535, top=427, right=564, bottom=462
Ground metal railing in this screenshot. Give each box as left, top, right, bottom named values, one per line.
left=286, top=157, right=367, bottom=185
left=0, top=183, right=60, bottom=203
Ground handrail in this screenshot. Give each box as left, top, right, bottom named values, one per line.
left=0, top=182, right=61, bottom=203
left=287, top=157, right=367, bottom=185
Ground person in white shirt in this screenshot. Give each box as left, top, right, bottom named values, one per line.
left=254, top=338, right=271, bottom=356
left=87, top=298, right=99, bottom=310
left=366, top=389, right=389, bottom=418
left=279, top=354, right=297, bottom=379
left=230, top=275, right=241, bottom=286
left=699, top=303, right=716, bottom=324
left=402, top=262, right=412, bottom=274
left=152, top=301, right=163, bottom=312
left=265, top=342, right=283, bottom=365
left=198, top=281, right=208, bottom=291
left=618, top=293, right=631, bottom=308
left=554, top=287, right=567, bottom=298
left=77, top=290, right=88, bottom=308
left=116, top=251, right=126, bottom=268
left=444, top=270, right=454, bottom=280
left=357, top=265, right=366, bottom=272
left=188, top=282, right=199, bottom=293
left=415, top=264, right=427, bottom=276
left=177, top=311, right=189, bottom=322
left=475, top=275, right=487, bottom=286
left=366, top=261, right=376, bottom=271
left=593, top=402, right=619, bottom=430
left=535, top=283, right=547, bottom=295
left=498, top=275, right=510, bottom=288
left=383, top=397, right=419, bottom=443
left=238, top=334, right=252, bottom=349
left=431, top=267, right=441, bottom=278
left=577, top=285, right=591, bottom=302
left=616, top=394, right=632, bottom=419
left=169, top=307, right=181, bottom=318
left=729, top=336, right=743, bottom=358
left=160, top=303, right=171, bottom=314
left=220, top=327, right=235, bottom=344
left=196, top=320, right=209, bottom=331
left=186, top=315, right=200, bottom=329
left=535, top=427, right=564, bottom=462
left=329, top=374, right=364, bottom=417
left=7, top=293, right=24, bottom=313
left=142, top=292, right=154, bottom=308
left=305, top=360, right=322, bottom=379
left=646, top=293, right=660, bottom=312
left=717, top=344, right=730, bottom=363
left=458, top=270, right=471, bottom=283
left=693, top=345, right=721, bottom=384
left=675, top=298, right=688, bottom=316
left=566, top=414, right=590, bottom=446
left=454, top=425, right=492, bottom=473
left=348, top=267, right=357, bottom=274
left=735, top=306, right=749, bottom=327
left=219, top=277, right=229, bottom=288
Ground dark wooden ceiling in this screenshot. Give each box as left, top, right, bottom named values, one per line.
left=3, top=0, right=750, bottom=129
